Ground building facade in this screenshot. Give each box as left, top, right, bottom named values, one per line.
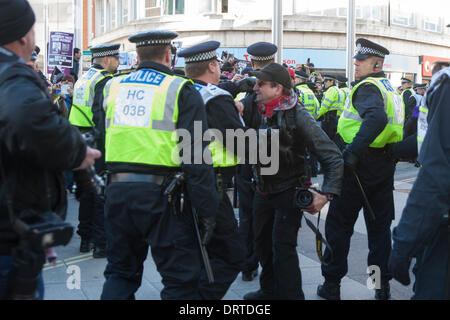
left=86, top=0, right=450, bottom=85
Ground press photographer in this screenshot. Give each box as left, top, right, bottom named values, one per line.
left=0, top=0, right=100, bottom=300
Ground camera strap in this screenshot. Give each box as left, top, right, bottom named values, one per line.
left=303, top=211, right=333, bottom=266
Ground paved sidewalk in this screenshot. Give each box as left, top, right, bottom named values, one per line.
left=42, top=200, right=375, bottom=300
left=43, top=162, right=419, bottom=300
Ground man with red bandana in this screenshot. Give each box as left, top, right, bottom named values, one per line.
left=239, top=63, right=344, bottom=300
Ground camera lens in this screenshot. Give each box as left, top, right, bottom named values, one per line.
left=295, top=188, right=314, bottom=209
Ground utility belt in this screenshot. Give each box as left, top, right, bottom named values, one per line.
left=214, top=166, right=235, bottom=201
left=337, top=135, right=394, bottom=156
left=109, top=173, right=168, bottom=185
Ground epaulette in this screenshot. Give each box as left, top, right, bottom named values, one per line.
left=198, top=83, right=232, bottom=105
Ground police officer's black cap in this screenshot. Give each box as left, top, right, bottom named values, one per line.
left=354, top=38, right=390, bottom=60
left=247, top=42, right=278, bottom=61
left=251, top=63, right=292, bottom=89
left=336, top=75, right=348, bottom=83
left=401, top=77, right=412, bottom=83
left=173, top=68, right=185, bottom=77
left=90, top=43, right=121, bottom=58
left=322, top=74, right=336, bottom=81
left=178, top=41, right=221, bottom=64
left=241, top=67, right=253, bottom=75
left=128, top=30, right=178, bottom=47
left=35, top=45, right=41, bottom=55
left=295, top=70, right=309, bottom=80
left=306, top=82, right=317, bottom=91
left=0, top=0, right=36, bottom=46
left=414, top=83, right=427, bottom=90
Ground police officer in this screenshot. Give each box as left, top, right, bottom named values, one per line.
left=403, top=83, right=427, bottom=138
left=0, top=0, right=100, bottom=299
left=100, top=30, right=219, bottom=300
left=337, top=75, right=350, bottom=105
left=178, top=41, right=246, bottom=298
left=317, top=75, right=345, bottom=140
left=69, top=43, right=120, bottom=257
left=231, top=42, right=278, bottom=282
left=294, top=70, right=320, bottom=120
left=241, top=63, right=343, bottom=300
left=401, top=77, right=414, bottom=113
left=389, top=66, right=450, bottom=300
left=317, top=38, right=404, bottom=300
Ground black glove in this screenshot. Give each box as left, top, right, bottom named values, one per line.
left=75, top=180, right=96, bottom=201
left=388, top=252, right=411, bottom=286
left=235, top=77, right=256, bottom=93
left=343, top=148, right=359, bottom=172
left=198, top=215, right=216, bottom=246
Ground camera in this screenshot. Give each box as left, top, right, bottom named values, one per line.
left=294, top=188, right=314, bottom=209
left=13, top=210, right=74, bottom=250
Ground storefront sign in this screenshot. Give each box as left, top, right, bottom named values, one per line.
left=421, top=55, right=448, bottom=77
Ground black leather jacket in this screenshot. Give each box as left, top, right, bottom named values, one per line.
left=0, top=47, right=86, bottom=254
left=242, top=94, right=343, bottom=195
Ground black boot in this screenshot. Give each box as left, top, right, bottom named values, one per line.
left=317, top=281, right=341, bottom=300
left=93, top=246, right=107, bottom=259
left=80, top=238, right=92, bottom=253
left=242, top=269, right=258, bottom=282
left=243, top=289, right=273, bottom=300
left=375, top=282, right=391, bottom=300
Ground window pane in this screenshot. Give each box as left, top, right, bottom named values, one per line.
left=164, top=0, right=173, bottom=14
left=122, top=0, right=129, bottom=24
left=199, top=0, right=212, bottom=13
left=222, top=0, right=228, bottom=13
left=111, top=0, right=116, bottom=29
left=391, top=0, right=414, bottom=26
left=146, top=0, right=157, bottom=7
left=95, top=0, right=105, bottom=34
left=175, top=0, right=184, bottom=14
left=145, top=0, right=161, bottom=17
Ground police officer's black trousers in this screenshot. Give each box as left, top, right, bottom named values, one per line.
left=101, top=181, right=243, bottom=300
left=252, top=187, right=304, bottom=300
left=77, top=190, right=105, bottom=247
left=77, top=189, right=93, bottom=240
left=321, top=152, right=395, bottom=283
left=236, top=166, right=258, bottom=274
left=198, top=187, right=245, bottom=299
left=412, top=222, right=449, bottom=300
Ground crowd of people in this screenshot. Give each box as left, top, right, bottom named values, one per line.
left=0, top=0, right=448, bottom=301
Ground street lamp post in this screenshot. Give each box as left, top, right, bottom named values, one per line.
left=44, top=0, right=49, bottom=75
left=272, top=0, right=283, bottom=64
left=346, top=0, right=356, bottom=86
